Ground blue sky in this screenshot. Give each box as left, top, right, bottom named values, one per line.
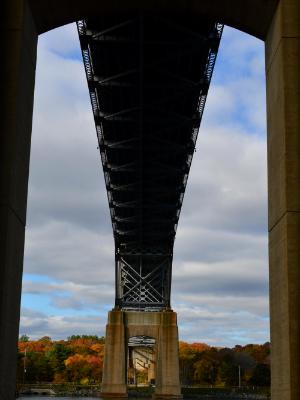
left=20, top=23, right=269, bottom=346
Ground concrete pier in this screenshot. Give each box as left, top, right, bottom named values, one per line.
left=101, top=309, right=182, bottom=399
left=265, top=1, right=300, bottom=399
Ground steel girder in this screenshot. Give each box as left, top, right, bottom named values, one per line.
left=77, top=13, right=222, bottom=310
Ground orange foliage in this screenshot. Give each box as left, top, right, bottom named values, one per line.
left=90, top=343, right=104, bottom=354
left=64, top=353, right=103, bottom=383
left=179, top=341, right=209, bottom=356
left=68, top=337, right=103, bottom=355
left=65, top=353, right=103, bottom=368
left=16, top=335, right=270, bottom=387
left=18, top=338, right=52, bottom=354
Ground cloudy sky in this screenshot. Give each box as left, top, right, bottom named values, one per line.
left=20, top=23, right=269, bottom=347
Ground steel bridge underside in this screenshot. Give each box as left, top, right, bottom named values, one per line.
left=78, top=12, right=222, bottom=311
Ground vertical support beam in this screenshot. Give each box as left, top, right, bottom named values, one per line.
left=115, top=252, right=122, bottom=308
left=0, top=0, right=37, bottom=397
left=265, top=1, right=300, bottom=399
left=148, top=348, right=156, bottom=384
left=165, top=256, right=173, bottom=309
left=155, top=311, right=182, bottom=399
left=128, top=347, right=134, bottom=384
left=101, top=310, right=128, bottom=398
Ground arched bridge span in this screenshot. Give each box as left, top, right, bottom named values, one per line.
left=77, top=14, right=223, bottom=310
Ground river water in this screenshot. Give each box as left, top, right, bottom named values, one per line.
left=18, top=397, right=256, bottom=400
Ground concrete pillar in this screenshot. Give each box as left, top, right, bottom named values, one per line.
left=148, top=357, right=155, bottom=384
left=265, top=0, right=300, bottom=399
left=127, top=347, right=135, bottom=385
left=155, top=312, right=181, bottom=399
left=102, top=310, right=181, bottom=399
left=0, top=0, right=37, bottom=398
left=101, top=310, right=128, bottom=397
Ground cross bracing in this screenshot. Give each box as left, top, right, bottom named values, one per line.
left=77, top=13, right=222, bottom=310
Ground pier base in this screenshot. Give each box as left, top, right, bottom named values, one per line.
left=101, top=309, right=182, bottom=399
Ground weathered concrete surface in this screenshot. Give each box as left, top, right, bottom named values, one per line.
left=0, top=0, right=37, bottom=398
left=102, top=311, right=128, bottom=397
left=148, top=357, right=155, bottom=383
left=265, top=1, right=300, bottom=400
left=101, top=310, right=181, bottom=399
left=154, top=312, right=181, bottom=399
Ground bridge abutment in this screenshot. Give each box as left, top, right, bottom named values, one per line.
left=101, top=309, right=182, bottom=399
left=265, top=1, right=300, bottom=399
left=0, top=1, right=37, bottom=398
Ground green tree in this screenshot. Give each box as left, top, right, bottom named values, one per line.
left=24, top=352, right=53, bottom=383
left=39, top=336, right=52, bottom=342
left=19, top=334, right=29, bottom=342
left=48, top=343, right=72, bottom=374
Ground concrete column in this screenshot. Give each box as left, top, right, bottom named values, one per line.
left=102, top=310, right=181, bottom=398
left=101, top=310, right=128, bottom=398
left=148, top=357, right=155, bottom=384
left=265, top=1, right=300, bottom=399
left=0, top=0, right=37, bottom=398
left=155, top=311, right=182, bottom=399
left=128, top=347, right=135, bottom=385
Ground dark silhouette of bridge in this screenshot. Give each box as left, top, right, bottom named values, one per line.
left=77, top=13, right=223, bottom=312
left=76, top=14, right=223, bottom=397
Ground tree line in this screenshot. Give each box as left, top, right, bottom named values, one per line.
left=178, top=341, right=270, bottom=387
left=17, top=335, right=270, bottom=387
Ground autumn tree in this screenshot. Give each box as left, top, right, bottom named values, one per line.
left=179, top=341, right=209, bottom=385
left=193, top=356, right=219, bottom=385
left=64, top=354, right=103, bottom=384
left=16, top=335, right=270, bottom=388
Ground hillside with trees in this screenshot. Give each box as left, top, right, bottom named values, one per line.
left=17, top=335, right=270, bottom=387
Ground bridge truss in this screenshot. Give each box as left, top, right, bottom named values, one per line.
left=77, top=13, right=223, bottom=310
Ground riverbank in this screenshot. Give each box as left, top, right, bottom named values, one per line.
left=17, top=385, right=270, bottom=399
left=17, top=384, right=101, bottom=397
left=181, top=387, right=269, bottom=399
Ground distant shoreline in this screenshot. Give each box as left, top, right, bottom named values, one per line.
left=17, top=385, right=270, bottom=399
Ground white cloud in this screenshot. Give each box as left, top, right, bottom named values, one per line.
left=177, top=305, right=269, bottom=346
left=180, top=125, right=267, bottom=232
left=20, top=308, right=107, bottom=340
left=23, top=279, right=114, bottom=309
left=38, top=23, right=82, bottom=62
left=25, top=220, right=114, bottom=286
